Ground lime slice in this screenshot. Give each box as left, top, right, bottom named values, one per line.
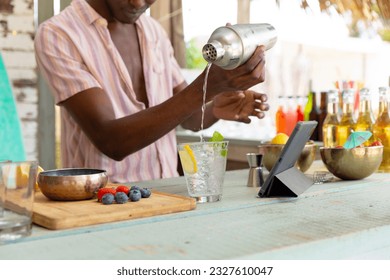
left=209, top=131, right=224, bottom=142
left=209, top=131, right=227, bottom=157
left=179, top=145, right=197, bottom=174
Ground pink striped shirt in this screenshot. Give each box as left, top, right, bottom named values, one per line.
left=34, top=0, right=185, bottom=183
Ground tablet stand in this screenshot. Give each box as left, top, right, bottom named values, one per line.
left=263, top=166, right=313, bottom=197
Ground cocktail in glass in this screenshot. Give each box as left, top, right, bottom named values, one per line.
left=178, top=141, right=228, bottom=203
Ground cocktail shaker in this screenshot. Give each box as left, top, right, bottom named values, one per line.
left=202, top=23, right=277, bottom=70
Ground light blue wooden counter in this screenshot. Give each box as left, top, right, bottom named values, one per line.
left=1, top=161, right=390, bottom=260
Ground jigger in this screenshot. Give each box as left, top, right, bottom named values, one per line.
left=246, top=153, right=264, bottom=188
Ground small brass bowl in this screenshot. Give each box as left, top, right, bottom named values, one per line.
left=259, top=142, right=317, bottom=173
left=38, top=168, right=108, bottom=201
left=320, top=146, right=383, bottom=180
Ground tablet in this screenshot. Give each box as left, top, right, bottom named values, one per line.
left=258, top=121, right=317, bottom=198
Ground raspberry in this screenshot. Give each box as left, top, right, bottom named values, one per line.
left=115, top=192, right=129, bottom=204
left=129, top=189, right=141, bottom=202
left=97, top=187, right=116, bottom=201
left=140, top=188, right=151, bottom=198
left=370, top=140, right=383, bottom=147
left=116, top=185, right=130, bottom=195
left=101, top=193, right=115, bottom=205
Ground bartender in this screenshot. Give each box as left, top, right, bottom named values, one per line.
left=34, top=0, right=269, bottom=182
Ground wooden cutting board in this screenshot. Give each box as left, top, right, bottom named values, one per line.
left=32, top=189, right=196, bottom=230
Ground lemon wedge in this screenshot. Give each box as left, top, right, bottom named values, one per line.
left=271, top=133, right=289, bottom=145
left=16, top=164, right=44, bottom=191
left=179, top=144, right=197, bottom=174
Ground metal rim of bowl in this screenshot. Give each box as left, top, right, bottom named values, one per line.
left=39, top=168, right=106, bottom=177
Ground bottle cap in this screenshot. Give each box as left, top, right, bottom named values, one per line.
left=359, top=88, right=371, bottom=101
left=342, top=89, right=355, bottom=104
left=327, top=89, right=339, bottom=103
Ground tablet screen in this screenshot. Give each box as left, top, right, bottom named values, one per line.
left=259, top=121, right=317, bottom=198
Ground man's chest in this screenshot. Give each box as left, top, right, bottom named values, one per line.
left=108, top=22, right=147, bottom=105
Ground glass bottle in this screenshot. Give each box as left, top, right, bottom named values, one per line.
left=275, top=96, right=287, bottom=134
left=322, top=89, right=340, bottom=147
left=303, top=81, right=313, bottom=121
left=354, top=88, right=375, bottom=146
left=336, top=89, right=356, bottom=146
left=373, top=87, right=390, bottom=172
left=285, top=96, right=297, bottom=136
left=317, top=91, right=327, bottom=141
left=309, top=91, right=320, bottom=141
left=296, top=96, right=304, bottom=122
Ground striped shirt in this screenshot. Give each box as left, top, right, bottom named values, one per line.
left=34, top=0, right=185, bottom=183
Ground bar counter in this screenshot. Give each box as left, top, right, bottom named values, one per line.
left=1, top=161, right=390, bottom=260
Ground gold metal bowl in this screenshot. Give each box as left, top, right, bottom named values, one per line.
left=38, top=168, right=108, bottom=201
left=259, top=142, right=317, bottom=173
left=320, top=146, right=383, bottom=180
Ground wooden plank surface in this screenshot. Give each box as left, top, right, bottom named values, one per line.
left=32, top=190, right=196, bottom=230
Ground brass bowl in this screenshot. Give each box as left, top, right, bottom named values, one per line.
left=38, top=168, right=108, bottom=201
left=320, top=146, right=383, bottom=180
left=259, top=142, right=317, bottom=173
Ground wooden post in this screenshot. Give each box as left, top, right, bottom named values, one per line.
left=237, top=0, right=251, bottom=24
left=37, top=0, right=71, bottom=170
left=170, top=0, right=186, bottom=68
left=150, top=0, right=171, bottom=38
left=150, top=0, right=186, bottom=68
left=37, top=0, right=56, bottom=170
left=60, top=0, right=72, bottom=11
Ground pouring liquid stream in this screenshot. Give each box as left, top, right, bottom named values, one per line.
left=200, top=62, right=212, bottom=142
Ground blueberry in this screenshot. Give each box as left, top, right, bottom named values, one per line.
left=101, top=193, right=115, bottom=205
left=129, top=189, right=142, bottom=202
left=130, top=185, right=141, bottom=192
left=140, top=188, right=151, bottom=198
left=115, top=192, right=128, bottom=204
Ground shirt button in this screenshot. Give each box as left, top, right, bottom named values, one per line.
left=96, top=18, right=107, bottom=26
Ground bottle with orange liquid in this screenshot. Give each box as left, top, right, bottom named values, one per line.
left=275, top=96, right=287, bottom=134
left=296, top=96, right=304, bottom=122
left=353, top=88, right=375, bottom=146
left=285, top=96, right=297, bottom=136
left=336, top=89, right=356, bottom=146
left=373, top=87, right=390, bottom=172
left=322, top=89, right=339, bottom=147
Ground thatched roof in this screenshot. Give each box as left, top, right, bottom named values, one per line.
left=298, top=0, right=389, bottom=40
left=317, top=0, right=390, bottom=27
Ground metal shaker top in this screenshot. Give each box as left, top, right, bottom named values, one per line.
left=202, top=41, right=226, bottom=64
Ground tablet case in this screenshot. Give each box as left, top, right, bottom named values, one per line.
left=259, top=121, right=317, bottom=198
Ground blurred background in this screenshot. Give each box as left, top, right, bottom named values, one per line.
left=1, top=0, right=390, bottom=169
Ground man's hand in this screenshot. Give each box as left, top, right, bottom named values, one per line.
left=212, top=90, right=269, bottom=123
left=205, top=46, right=266, bottom=96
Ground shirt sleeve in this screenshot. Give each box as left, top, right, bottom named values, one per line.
left=34, top=22, right=102, bottom=105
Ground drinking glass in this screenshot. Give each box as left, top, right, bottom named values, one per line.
left=0, top=161, right=37, bottom=242
left=178, top=141, right=228, bottom=203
